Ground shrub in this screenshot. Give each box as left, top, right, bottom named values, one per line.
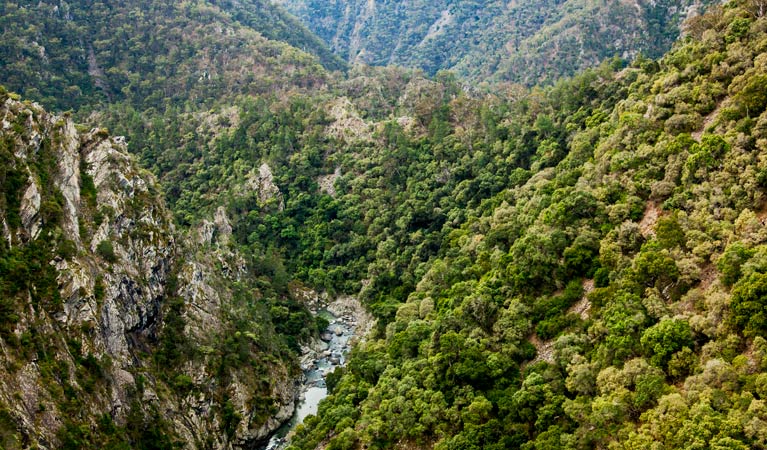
left=96, top=240, right=118, bottom=263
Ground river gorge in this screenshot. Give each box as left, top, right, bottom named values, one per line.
left=264, top=296, right=372, bottom=449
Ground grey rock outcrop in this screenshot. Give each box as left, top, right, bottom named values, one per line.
left=244, top=163, right=284, bottom=210
left=20, top=178, right=41, bottom=239
left=0, top=97, right=176, bottom=446
left=0, top=96, right=300, bottom=449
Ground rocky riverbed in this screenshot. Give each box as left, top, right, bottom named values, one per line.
left=263, top=296, right=372, bottom=450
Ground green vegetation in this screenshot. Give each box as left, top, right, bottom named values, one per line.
left=279, top=0, right=715, bottom=85
left=0, top=2, right=347, bottom=445
left=0, top=0, right=336, bottom=112
left=278, top=2, right=767, bottom=448
left=96, top=241, right=118, bottom=263
left=1, top=0, right=767, bottom=448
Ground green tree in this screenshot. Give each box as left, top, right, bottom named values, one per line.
left=640, top=318, right=694, bottom=368
left=731, top=272, right=767, bottom=337
left=717, top=242, right=754, bottom=286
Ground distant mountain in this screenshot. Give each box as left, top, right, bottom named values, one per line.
left=0, top=0, right=343, bottom=111
left=275, top=0, right=711, bottom=84
left=208, top=0, right=346, bottom=71
left=3, top=0, right=767, bottom=449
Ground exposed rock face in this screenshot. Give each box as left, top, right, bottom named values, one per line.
left=197, top=205, right=234, bottom=246
left=317, top=167, right=342, bottom=198
left=326, top=97, right=372, bottom=142
left=56, top=119, right=82, bottom=241
left=236, top=370, right=300, bottom=446
left=19, top=179, right=41, bottom=239
left=0, top=96, right=299, bottom=449
left=245, top=163, right=284, bottom=210
left=0, top=97, right=176, bottom=447
left=173, top=206, right=303, bottom=449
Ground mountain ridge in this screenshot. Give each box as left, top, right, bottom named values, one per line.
left=1, top=0, right=767, bottom=449
left=276, top=0, right=711, bottom=85
left=0, top=0, right=340, bottom=112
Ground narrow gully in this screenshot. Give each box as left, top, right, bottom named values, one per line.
left=264, top=309, right=357, bottom=450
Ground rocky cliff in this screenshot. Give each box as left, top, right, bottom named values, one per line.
left=0, top=91, right=300, bottom=449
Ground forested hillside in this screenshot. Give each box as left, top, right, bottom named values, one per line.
left=282, top=2, right=767, bottom=448
left=0, top=1, right=345, bottom=447
left=0, top=0, right=342, bottom=111
left=1, top=0, right=767, bottom=449
left=276, top=0, right=711, bottom=85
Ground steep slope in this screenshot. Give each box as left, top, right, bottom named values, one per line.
left=0, top=90, right=177, bottom=448
left=209, top=0, right=346, bottom=72
left=0, top=0, right=340, bottom=112
left=0, top=91, right=316, bottom=449
left=276, top=0, right=710, bottom=84
left=282, top=2, right=767, bottom=449
left=0, top=2, right=362, bottom=447
left=3, top=1, right=767, bottom=449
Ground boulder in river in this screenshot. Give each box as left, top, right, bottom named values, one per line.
left=320, top=331, right=333, bottom=342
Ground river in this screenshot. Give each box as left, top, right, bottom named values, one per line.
left=263, top=306, right=359, bottom=450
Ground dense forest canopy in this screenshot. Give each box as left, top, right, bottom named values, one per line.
left=0, top=0, right=341, bottom=111
left=0, top=0, right=767, bottom=448
left=276, top=0, right=715, bottom=85
left=285, top=2, right=767, bottom=449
